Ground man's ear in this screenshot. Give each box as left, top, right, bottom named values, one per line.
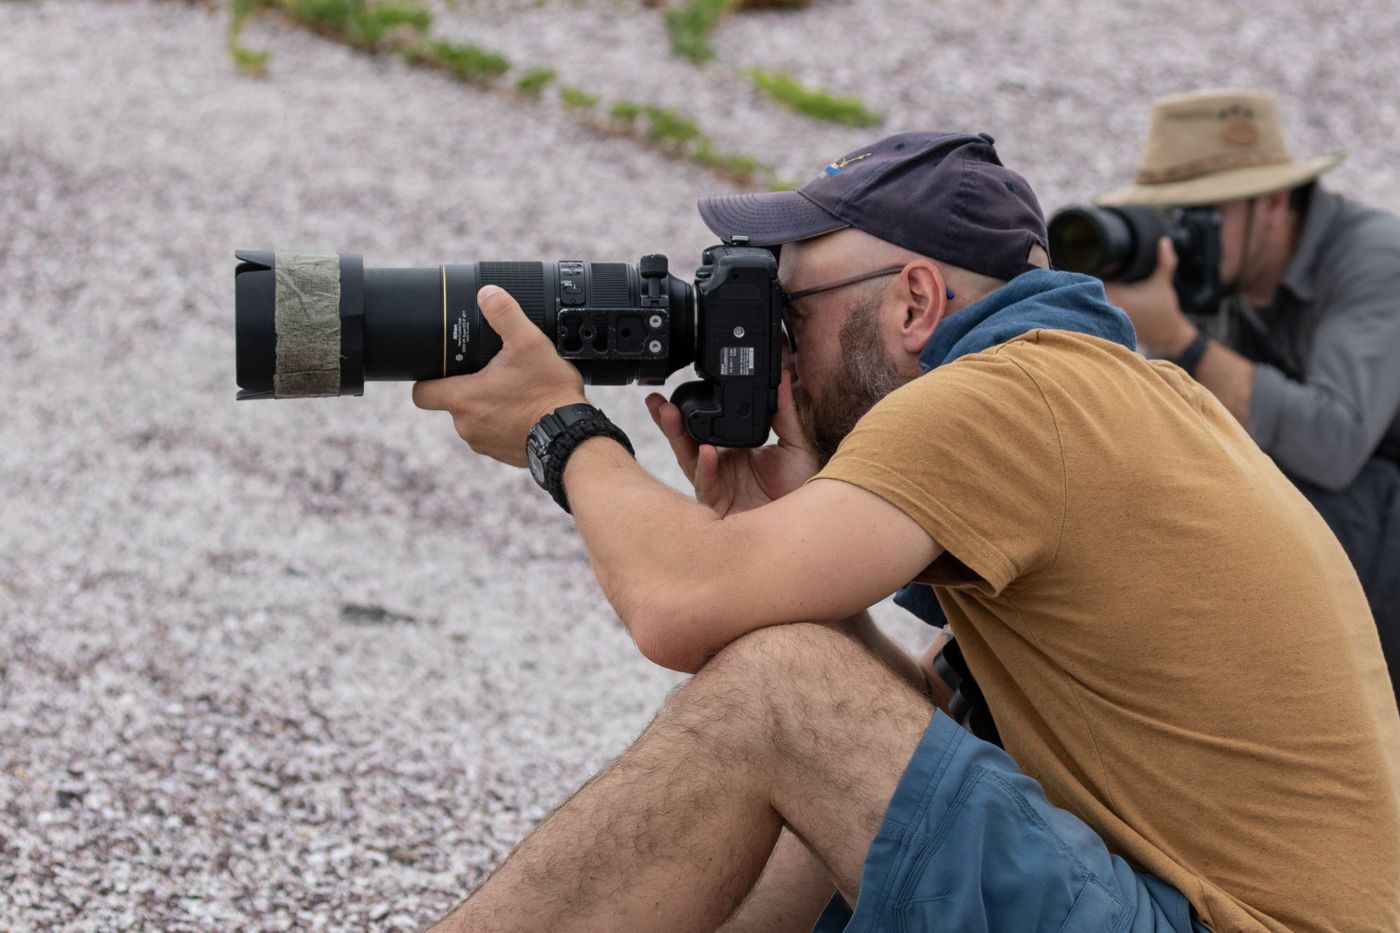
left=894, top=261, right=948, bottom=356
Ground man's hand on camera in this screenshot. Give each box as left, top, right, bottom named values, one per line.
left=412, top=285, right=587, bottom=467
left=1103, top=237, right=1198, bottom=357
left=645, top=369, right=817, bottom=517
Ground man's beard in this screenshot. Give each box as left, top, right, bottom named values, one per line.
left=791, top=296, right=916, bottom=465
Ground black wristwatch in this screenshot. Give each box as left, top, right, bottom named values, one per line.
left=1169, top=328, right=1212, bottom=377
left=526, top=403, right=634, bottom=513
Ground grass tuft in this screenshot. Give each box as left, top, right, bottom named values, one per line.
left=742, top=67, right=882, bottom=127
left=514, top=67, right=556, bottom=96
left=641, top=106, right=700, bottom=145
left=663, top=0, right=735, bottom=63
left=559, top=86, right=599, bottom=110
left=228, top=0, right=273, bottom=75
left=230, top=43, right=273, bottom=76
left=280, top=0, right=432, bottom=49
left=608, top=100, right=643, bottom=123
left=406, top=39, right=510, bottom=82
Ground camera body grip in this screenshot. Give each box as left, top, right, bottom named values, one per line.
left=672, top=245, right=783, bottom=448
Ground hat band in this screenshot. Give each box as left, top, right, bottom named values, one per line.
left=1136, top=149, right=1291, bottom=184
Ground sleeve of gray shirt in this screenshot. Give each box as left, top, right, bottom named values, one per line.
left=1248, top=217, right=1400, bottom=491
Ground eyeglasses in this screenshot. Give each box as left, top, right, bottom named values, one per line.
left=780, top=265, right=906, bottom=352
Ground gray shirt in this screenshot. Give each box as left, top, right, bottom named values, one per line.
left=1203, top=185, right=1400, bottom=491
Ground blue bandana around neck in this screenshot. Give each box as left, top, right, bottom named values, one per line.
left=894, top=269, right=1136, bottom=627
left=920, top=269, right=1136, bottom=373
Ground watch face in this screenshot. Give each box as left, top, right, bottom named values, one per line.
left=527, top=433, right=547, bottom=486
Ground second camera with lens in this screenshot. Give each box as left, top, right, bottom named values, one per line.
left=1047, top=204, right=1223, bottom=314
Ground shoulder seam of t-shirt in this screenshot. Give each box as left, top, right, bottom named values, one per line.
left=816, top=459, right=1018, bottom=592
left=997, top=337, right=1071, bottom=588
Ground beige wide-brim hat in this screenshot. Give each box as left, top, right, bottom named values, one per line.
left=1096, top=89, right=1345, bottom=207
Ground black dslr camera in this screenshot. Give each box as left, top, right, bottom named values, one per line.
left=234, top=243, right=783, bottom=447
left=1046, top=204, right=1223, bottom=314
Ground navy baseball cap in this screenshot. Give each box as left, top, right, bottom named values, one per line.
left=697, top=131, right=1047, bottom=282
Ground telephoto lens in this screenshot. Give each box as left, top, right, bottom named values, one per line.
left=234, top=250, right=697, bottom=400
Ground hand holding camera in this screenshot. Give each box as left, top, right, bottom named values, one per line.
left=411, top=285, right=587, bottom=467
left=646, top=368, right=818, bottom=518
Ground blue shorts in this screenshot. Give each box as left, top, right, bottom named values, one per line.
left=812, top=712, right=1208, bottom=933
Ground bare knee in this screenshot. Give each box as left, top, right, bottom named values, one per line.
left=658, top=623, right=912, bottom=764
left=702, top=622, right=867, bottom=683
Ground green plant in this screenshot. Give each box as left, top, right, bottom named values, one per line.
left=411, top=40, right=510, bottom=81
left=559, top=86, right=599, bottom=110
left=742, top=67, right=882, bottom=127
left=718, top=152, right=766, bottom=177
left=692, top=140, right=767, bottom=181
left=230, top=43, right=273, bottom=75
left=350, top=0, right=431, bottom=46
left=663, top=0, right=735, bottom=63
left=608, top=100, right=643, bottom=123
left=514, top=67, right=556, bottom=96
left=641, top=106, right=701, bottom=145
left=228, top=0, right=273, bottom=75
left=692, top=139, right=719, bottom=165
left=280, top=0, right=431, bottom=49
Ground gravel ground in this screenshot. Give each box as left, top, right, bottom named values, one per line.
left=1, top=1, right=1397, bottom=929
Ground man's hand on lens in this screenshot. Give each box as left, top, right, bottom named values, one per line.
left=645, top=369, right=818, bottom=517
left=1103, top=237, right=1198, bottom=357
left=412, top=285, right=587, bottom=467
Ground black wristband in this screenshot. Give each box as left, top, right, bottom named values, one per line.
left=527, top=404, right=634, bottom=514
left=1169, top=329, right=1211, bottom=377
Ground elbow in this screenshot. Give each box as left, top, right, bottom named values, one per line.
left=632, top=620, right=709, bottom=674
left=621, top=587, right=717, bottom=674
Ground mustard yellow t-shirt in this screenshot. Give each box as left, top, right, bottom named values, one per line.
left=819, top=329, right=1400, bottom=933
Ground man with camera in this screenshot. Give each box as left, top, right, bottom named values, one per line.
left=412, top=132, right=1399, bottom=932
left=1095, top=90, right=1400, bottom=698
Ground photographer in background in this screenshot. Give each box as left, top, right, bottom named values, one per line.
left=413, top=132, right=1399, bottom=933
left=1099, top=89, right=1400, bottom=699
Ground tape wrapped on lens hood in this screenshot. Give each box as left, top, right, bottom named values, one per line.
left=273, top=252, right=341, bottom=398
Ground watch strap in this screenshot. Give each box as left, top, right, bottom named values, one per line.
left=1169, top=329, right=1211, bottom=377
left=540, top=405, right=633, bottom=514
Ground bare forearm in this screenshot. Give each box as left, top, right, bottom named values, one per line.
left=562, top=436, right=725, bottom=664
left=559, top=439, right=945, bottom=672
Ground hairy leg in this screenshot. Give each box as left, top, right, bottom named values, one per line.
left=716, top=621, right=955, bottom=933
left=430, top=623, right=933, bottom=933
left=716, top=829, right=836, bottom=933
